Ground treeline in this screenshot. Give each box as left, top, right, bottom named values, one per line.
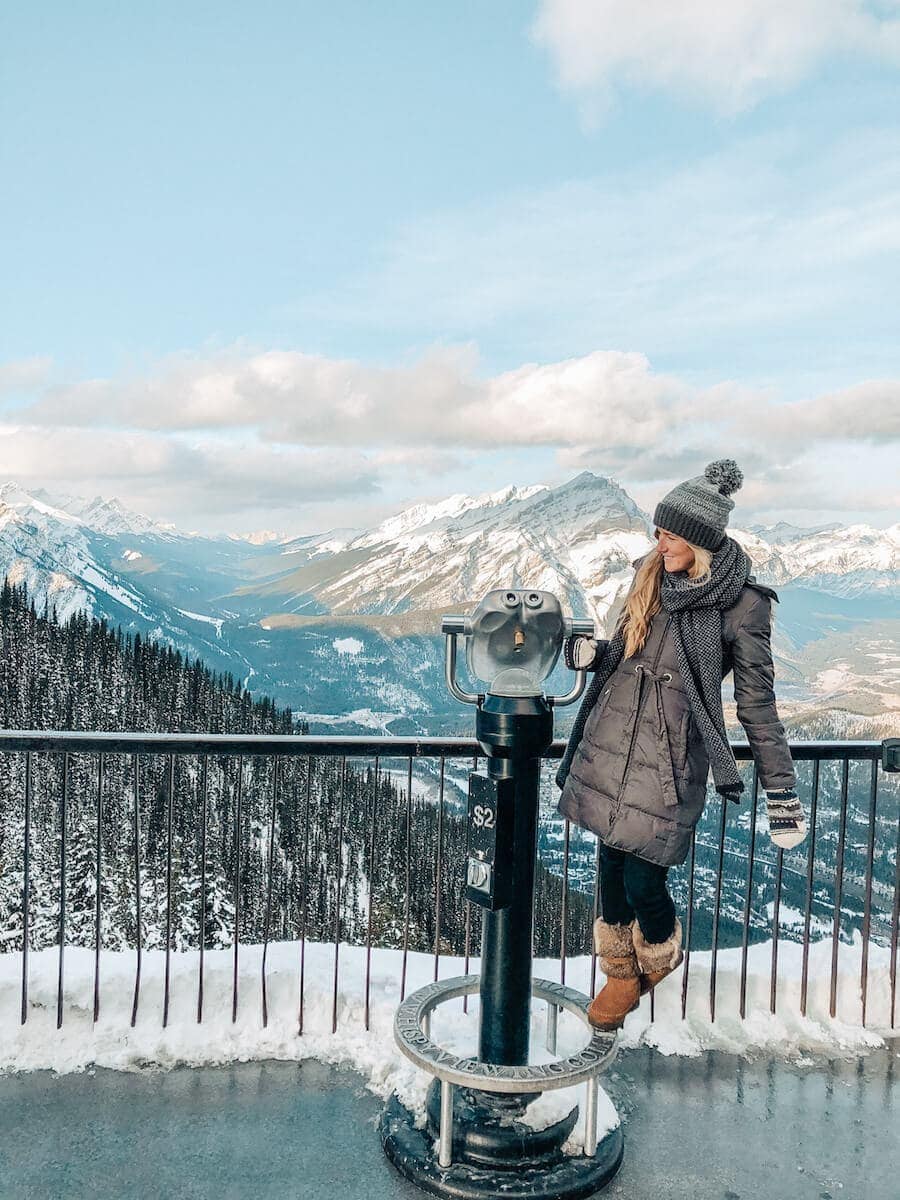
left=0, top=580, right=591, bottom=959
left=0, top=578, right=289, bottom=735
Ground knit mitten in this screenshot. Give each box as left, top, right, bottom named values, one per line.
left=766, top=788, right=807, bottom=850
left=563, top=636, right=600, bottom=671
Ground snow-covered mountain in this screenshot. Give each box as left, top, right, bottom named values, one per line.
left=237, top=472, right=651, bottom=622
left=230, top=475, right=899, bottom=618
left=744, top=520, right=899, bottom=598
left=0, top=484, right=261, bottom=678
left=748, top=520, right=842, bottom=545
left=0, top=475, right=896, bottom=733
left=0, top=487, right=152, bottom=623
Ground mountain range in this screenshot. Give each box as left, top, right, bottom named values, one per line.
left=1, top=474, right=897, bottom=737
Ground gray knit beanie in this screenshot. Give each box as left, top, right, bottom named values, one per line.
left=652, top=459, right=744, bottom=551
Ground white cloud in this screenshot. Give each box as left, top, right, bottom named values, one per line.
left=746, top=381, right=900, bottom=442
left=7, top=343, right=900, bottom=526
left=0, top=357, right=53, bottom=394
left=0, top=425, right=382, bottom=521
left=22, top=345, right=899, bottom=454
left=26, top=345, right=686, bottom=446
left=27, top=345, right=481, bottom=443
left=532, top=0, right=900, bottom=114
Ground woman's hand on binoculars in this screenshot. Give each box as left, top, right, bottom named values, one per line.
left=563, top=636, right=599, bottom=671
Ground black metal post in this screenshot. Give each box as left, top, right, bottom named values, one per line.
left=476, top=708, right=549, bottom=1064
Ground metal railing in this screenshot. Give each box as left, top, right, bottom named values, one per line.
left=0, top=732, right=897, bottom=1036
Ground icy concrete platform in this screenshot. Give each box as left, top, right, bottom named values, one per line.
left=1, top=1047, right=896, bottom=1199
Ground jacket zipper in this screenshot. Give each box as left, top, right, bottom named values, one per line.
left=609, top=613, right=671, bottom=822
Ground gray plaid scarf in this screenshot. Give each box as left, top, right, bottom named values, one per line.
left=556, top=536, right=752, bottom=800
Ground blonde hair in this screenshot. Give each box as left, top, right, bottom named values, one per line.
left=614, top=528, right=712, bottom=659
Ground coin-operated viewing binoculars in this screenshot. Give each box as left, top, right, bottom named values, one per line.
left=380, top=589, right=624, bottom=1199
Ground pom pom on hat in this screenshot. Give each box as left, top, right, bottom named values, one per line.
left=704, top=459, right=743, bottom=497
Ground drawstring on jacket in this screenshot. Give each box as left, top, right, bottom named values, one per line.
left=634, top=664, right=680, bottom=809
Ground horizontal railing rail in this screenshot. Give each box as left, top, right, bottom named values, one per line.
left=0, top=731, right=896, bottom=1045
left=0, top=730, right=887, bottom=758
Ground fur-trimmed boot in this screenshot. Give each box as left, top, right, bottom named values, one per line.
left=587, top=919, right=641, bottom=1031
left=632, top=917, right=684, bottom=992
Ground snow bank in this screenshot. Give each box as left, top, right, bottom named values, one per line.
left=616, top=932, right=892, bottom=1060
left=1, top=936, right=894, bottom=1153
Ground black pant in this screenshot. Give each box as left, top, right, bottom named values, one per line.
left=598, top=842, right=677, bottom=944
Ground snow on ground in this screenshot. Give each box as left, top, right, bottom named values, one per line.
left=299, top=709, right=421, bottom=733
left=813, top=664, right=855, bottom=695
left=378, top=762, right=468, bottom=809
left=764, top=901, right=833, bottom=938
left=0, top=937, right=894, bottom=1154
left=79, top=564, right=144, bottom=614
left=176, top=609, right=225, bottom=638
left=333, top=637, right=364, bottom=655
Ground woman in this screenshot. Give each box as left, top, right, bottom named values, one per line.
left=555, top=459, right=806, bottom=1031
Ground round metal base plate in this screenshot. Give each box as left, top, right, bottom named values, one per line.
left=380, top=1095, right=623, bottom=1200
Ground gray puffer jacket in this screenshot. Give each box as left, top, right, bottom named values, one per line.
left=557, top=558, right=796, bottom=867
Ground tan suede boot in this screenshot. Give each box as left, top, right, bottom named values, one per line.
left=632, top=917, right=684, bottom=992
left=587, top=918, right=641, bottom=1031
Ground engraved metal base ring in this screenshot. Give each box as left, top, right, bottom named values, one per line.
left=384, top=973, right=622, bottom=1193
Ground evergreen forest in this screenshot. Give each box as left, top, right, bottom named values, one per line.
left=0, top=580, right=592, bottom=962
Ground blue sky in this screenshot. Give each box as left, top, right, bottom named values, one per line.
left=2, top=2, right=899, bottom=534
